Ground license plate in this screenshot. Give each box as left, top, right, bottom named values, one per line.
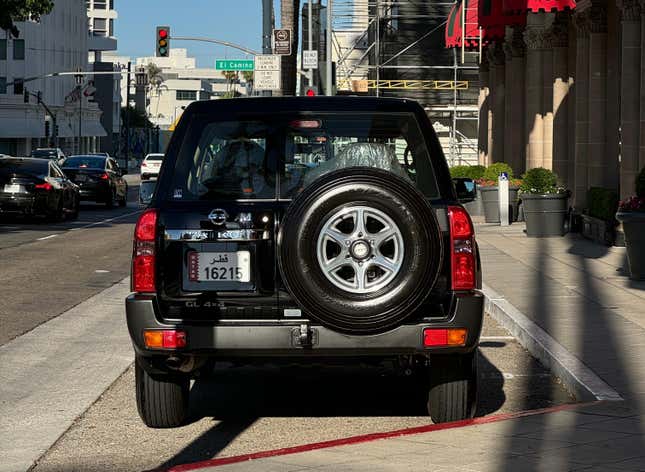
left=75, top=175, right=87, bottom=182
left=188, top=251, right=251, bottom=282
left=4, top=184, right=23, bottom=193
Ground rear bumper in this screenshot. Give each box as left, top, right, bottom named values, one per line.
left=78, top=183, right=110, bottom=201
left=0, top=194, right=37, bottom=214
left=126, top=293, right=484, bottom=364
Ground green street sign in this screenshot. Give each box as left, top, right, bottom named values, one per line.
left=216, top=59, right=254, bottom=71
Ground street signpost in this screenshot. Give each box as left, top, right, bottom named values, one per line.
left=303, top=50, right=318, bottom=69
left=254, top=55, right=281, bottom=91
left=273, top=29, right=291, bottom=55
left=215, top=60, right=255, bottom=71
left=498, top=172, right=510, bottom=227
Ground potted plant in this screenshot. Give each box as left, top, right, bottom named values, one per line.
left=616, top=167, right=645, bottom=280
left=450, top=165, right=485, bottom=216
left=477, top=163, right=521, bottom=223
left=520, top=167, right=569, bottom=237
left=582, top=187, right=619, bottom=246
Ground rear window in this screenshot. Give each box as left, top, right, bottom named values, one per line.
left=31, top=150, right=56, bottom=159
left=168, top=112, right=439, bottom=201
left=0, top=159, right=48, bottom=177
left=62, top=156, right=106, bottom=169
left=145, top=154, right=164, bottom=162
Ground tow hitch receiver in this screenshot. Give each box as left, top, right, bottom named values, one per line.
left=292, top=324, right=317, bottom=348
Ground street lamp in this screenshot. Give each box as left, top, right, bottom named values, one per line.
left=74, top=68, right=84, bottom=154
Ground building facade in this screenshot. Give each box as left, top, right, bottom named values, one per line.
left=87, top=0, right=121, bottom=156
left=455, top=0, right=643, bottom=206
left=0, top=0, right=105, bottom=156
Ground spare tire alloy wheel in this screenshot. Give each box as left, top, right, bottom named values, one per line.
left=317, top=206, right=404, bottom=294
left=279, top=168, right=443, bottom=334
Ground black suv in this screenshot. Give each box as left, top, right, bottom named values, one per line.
left=126, top=97, right=483, bottom=428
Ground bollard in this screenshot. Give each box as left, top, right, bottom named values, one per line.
left=498, top=172, right=509, bottom=226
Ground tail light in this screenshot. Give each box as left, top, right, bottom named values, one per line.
left=99, top=173, right=109, bottom=180
left=35, top=182, right=53, bottom=191
left=448, top=205, right=476, bottom=290
left=141, top=162, right=147, bottom=167
left=132, top=209, right=158, bottom=293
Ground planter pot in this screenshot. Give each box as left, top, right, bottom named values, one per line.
left=581, top=214, right=616, bottom=246
left=480, top=186, right=520, bottom=223
left=522, top=193, right=569, bottom=237
left=616, top=211, right=645, bottom=280
left=463, top=184, right=484, bottom=217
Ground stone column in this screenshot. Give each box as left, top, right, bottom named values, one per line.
left=542, top=31, right=555, bottom=171
left=587, top=4, right=609, bottom=189
left=488, top=43, right=506, bottom=163
left=551, top=15, right=571, bottom=184
left=524, top=14, right=554, bottom=170
left=504, top=26, right=527, bottom=175
left=574, top=10, right=591, bottom=206
left=618, top=0, right=641, bottom=198
left=478, top=57, right=491, bottom=166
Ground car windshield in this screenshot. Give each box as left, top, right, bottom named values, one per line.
left=168, top=112, right=438, bottom=201
left=31, top=150, right=57, bottom=159
left=62, top=156, right=106, bottom=169
left=0, top=159, right=48, bottom=179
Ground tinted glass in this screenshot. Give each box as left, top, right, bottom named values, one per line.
left=31, top=149, right=57, bottom=158
left=0, top=159, right=48, bottom=178
left=62, top=156, right=106, bottom=169
left=168, top=113, right=438, bottom=201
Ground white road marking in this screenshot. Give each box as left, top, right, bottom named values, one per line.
left=480, top=336, right=516, bottom=341
left=33, top=209, right=141, bottom=241
left=95, top=270, right=110, bottom=273
left=37, top=234, right=58, bottom=241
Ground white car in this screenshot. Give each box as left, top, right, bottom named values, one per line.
left=141, top=153, right=164, bottom=180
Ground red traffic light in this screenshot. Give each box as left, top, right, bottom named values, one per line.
left=158, top=29, right=168, bottom=39
left=305, top=88, right=316, bottom=97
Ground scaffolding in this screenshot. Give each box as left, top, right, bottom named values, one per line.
left=329, top=0, right=480, bottom=165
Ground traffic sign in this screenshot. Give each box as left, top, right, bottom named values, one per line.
left=215, top=60, right=254, bottom=71
left=273, top=29, right=291, bottom=55
left=303, top=50, right=318, bottom=69
left=254, top=55, right=281, bottom=71
left=254, top=70, right=281, bottom=91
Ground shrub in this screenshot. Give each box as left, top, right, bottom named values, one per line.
left=587, top=187, right=619, bottom=222
left=450, top=165, right=485, bottom=180
left=520, top=167, right=563, bottom=194
left=482, top=162, right=514, bottom=182
left=637, top=167, right=645, bottom=198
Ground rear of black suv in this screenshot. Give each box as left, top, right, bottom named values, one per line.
left=126, top=97, right=483, bottom=428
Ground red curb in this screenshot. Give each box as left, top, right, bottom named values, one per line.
left=166, top=401, right=601, bottom=471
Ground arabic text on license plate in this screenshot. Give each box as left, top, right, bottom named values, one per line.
left=4, top=184, right=22, bottom=193
left=188, top=251, right=251, bottom=282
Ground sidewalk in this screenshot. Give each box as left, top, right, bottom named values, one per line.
left=171, top=222, right=645, bottom=471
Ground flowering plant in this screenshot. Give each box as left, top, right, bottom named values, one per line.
left=618, top=196, right=645, bottom=212
left=519, top=167, right=568, bottom=195
left=476, top=178, right=522, bottom=187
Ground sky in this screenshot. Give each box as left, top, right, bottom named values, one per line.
left=115, top=0, right=281, bottom=67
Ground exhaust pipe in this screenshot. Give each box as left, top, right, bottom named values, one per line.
left=165, top=355, right=196, bottom=372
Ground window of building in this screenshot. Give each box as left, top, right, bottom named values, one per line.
left=94, top=0, right=107, bottom=9
left=0, top=77, right=6, bottom=94
left=14, top=79, right=24, bottom=95
left=13, top=39, right=25, bottom=60
left=109, top=19, right=114, bottom=37
left=93, top=18, right=107, bottom=36
left=0, top=40, right=6, bottom=60
left=176, top=90, right=197, bottom=101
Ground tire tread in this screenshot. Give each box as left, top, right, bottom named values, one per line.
left=135, top=362, right=188, bottom=428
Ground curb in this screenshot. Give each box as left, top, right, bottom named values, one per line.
left=482, top=283, right=623, bottom=402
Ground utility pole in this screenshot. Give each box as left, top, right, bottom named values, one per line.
left=125, top=61, right=131, bottom=166
left=308, top=0, right=313, bottom=86
left=262, top=0, right=273, bottom=97
left=326, top=0, right=333, bottom=96
left=74, top=68, right=84, bottom=154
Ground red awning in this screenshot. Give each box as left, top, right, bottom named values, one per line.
left=446, top=0, right=487, bottom=49
left=503, top=0, right=576, bottom=13
left=479, top=0, right=526, bottom=37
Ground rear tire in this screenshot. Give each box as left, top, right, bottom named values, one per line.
left=118, top=184, right=127, bottom=207
left=428, top=351, right=478, bottom=423
left=105, top=189, right=115, bottom=208
left=47, top=197, right=64, bottom=223
left=135, top=360, right=189, bottom=428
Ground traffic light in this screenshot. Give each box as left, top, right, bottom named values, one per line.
left=23, top=88, right=29, bottom=103
left=156, top=26, right=170, bottom=57
left=304, top=86, right=318, bottom=97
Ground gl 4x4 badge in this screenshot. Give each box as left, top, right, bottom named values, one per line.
left=208, top=208, right=228, bottom=225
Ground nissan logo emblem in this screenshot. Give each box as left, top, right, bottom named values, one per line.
left=208, top=209, right=228, bottom=225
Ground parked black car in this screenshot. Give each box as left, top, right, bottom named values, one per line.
left=0, top=157, right=79, bottom=221
left=126, top=97, right=482, bottom=428
left=61, top=155, right=128, bottom=208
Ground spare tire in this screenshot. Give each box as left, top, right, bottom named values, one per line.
left=278, top=167, right=443, bottom=334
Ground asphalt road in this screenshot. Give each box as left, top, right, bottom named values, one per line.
left=32, top=314, right=575, bottom=472
left=0, top=175, right=142, bottom=345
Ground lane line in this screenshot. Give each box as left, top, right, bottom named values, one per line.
left=36, top=234, right=58, bottom=241
left=166, top=401, right=601, bottom=472
left=480, top=336, right=516, bottom=341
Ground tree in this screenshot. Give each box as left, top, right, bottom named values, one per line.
left=221, top=70, right=239, bottom=93
left=280, top=0, right=301, bottom=96
left=0, top=0, right=54, bottom=38
left=121, top=106, right=153, bottom=128
left=146, top=62, right=166, bottom=117
left=241, top=70, right=254, bottom=95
